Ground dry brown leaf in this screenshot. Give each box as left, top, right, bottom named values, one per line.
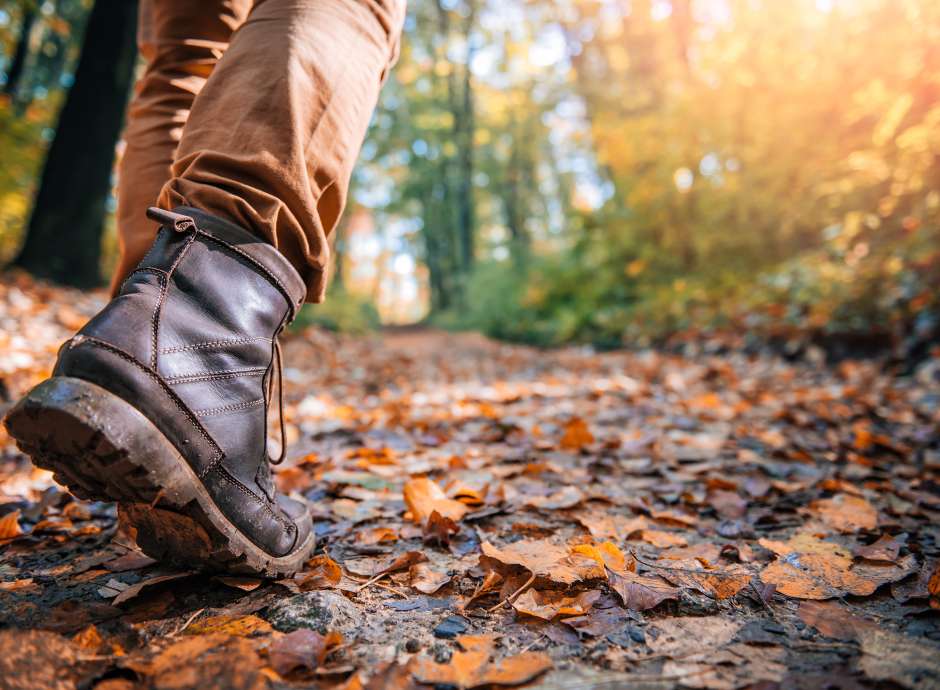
left=524, top=486, right=584, bottom=510
left=854, top=534, right=902, bottom=562
left=571, top=541, right=635, bottom=573
left=410, top=634, right=552, bottom=689
left=640, top=529, right=688, bottom=548
left=186, top=614, right=273, bottom=637
left=511, top=589, right=601, bottom=620
left=797, top=601, right=872, bottom=641
left=409, top=562, right=451, bottom=594
left=0, top=510, right=24, bottom=541
left=650, top=509, right=697, bottom=527
left=215, top=576, right=263, bottom=592
left=810, top=494, right=878, bottom=532
left=759, top=534, right=916, bottom=600
left=424, top=510, right=460, bottom=544
left=268, top=629, right=343, bottom=677
left=607, top=569, right=679, bottom=611
left=657, top=560, right=751, bottom=600
left=124, top=634, right=266, bottom=690
left=111, top=572, right=192, bottom=605
left=573, top=508, right=648, bottom=540
left=404, top=477, right=469, bottom=523
left=355, top=527, right=398, bottom=545
left=71, top=625, right=104, bottom=651
left=480, top=539, right=604, bottom=585
left=559, top=417, right=594, bottom=450
left=294, top=555, right=343, bottom=591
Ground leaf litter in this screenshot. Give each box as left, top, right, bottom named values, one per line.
left=0, top=274, right=938, bottom=688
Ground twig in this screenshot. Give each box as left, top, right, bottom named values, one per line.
left=631, top=550, right=748, bottom=578
left=170, top=607, right=206, bottom=637
left=355, top=571, right=389, bottom=593
left=487, top=572, right=535, bottom=613
left=149, top=489, right=166, bottom=509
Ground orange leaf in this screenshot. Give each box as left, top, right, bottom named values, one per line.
left=559, top=418, right=594, bottom=450
left=404, top=477, right=469, bottom=524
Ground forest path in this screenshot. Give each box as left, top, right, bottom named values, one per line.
left=0, top=273, right=938, bottom=689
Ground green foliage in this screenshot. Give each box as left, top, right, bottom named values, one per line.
left=292, top=288, right=380, bottom=335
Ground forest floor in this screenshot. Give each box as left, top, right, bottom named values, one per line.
left=1, top=271, right=939, bottom=690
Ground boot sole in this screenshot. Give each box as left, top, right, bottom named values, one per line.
left=3, top=376, right=314, bottom=577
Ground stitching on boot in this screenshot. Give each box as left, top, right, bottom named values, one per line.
left=152, top=233, right=196, bottom=371
left=159, top=336, right=272, bottom=354
left=194, top=399, right=265, bottom=417
left=149, top=271, right=167, bottom=370
left=165, top=368, right=266, bottom=385
left=208, top=463, right=294, bottom=533
left=74, top=336, right=224, bottom=465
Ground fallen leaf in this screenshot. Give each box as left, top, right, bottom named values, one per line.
left=640, top=529, right=688, bottom=548
left=410, top=634, right=552, bottom=688
left=111, top=572, right=192, bottom=605
left=215, top=576, right=263, bottom=592
left=854, top=534, right=902, bottom=562
left=797, top=601, right=871, bottom=641
left=186, top=614, right=272, bottom=637
left=410, top=562, right=451, bottom=594
left=573, top=508, right=648, bottom=540
left=404, top=477, right=469, bottom=523
left=657, top=560, right=751, bottom=600
left=760, top=535, right=916, bottom=600
left=355, top=527, right=398, bottom=545
left=424, top=510, right=460, bottom=544
left=268, top=629, right=343, bottom=677
left=481, top=539, right=604, bottom=585
left=857, top=627, right=940, bottom=690
left=570, top=541, right=635, bottom=573
left=0, top=510, right=24, bottom=541
left=294, top=555, right=343, bottom=591
left=511, top=589, right=601, bottom=620
left=810, top=494, right=877, bottom=533
left=559, top=418, right=594, bottom=450
left=607, top=569, right=679, bottom=610
left=71, top=625, right=104, bottom=651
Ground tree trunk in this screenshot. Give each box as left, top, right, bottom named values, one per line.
left=3, top=8, right=37, bottom=98
left=14, top=0, right=138, bottom=287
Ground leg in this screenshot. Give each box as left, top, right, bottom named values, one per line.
left=110, top=0, right=252, bottom=294
left=158, top=0, right=406, bottom=302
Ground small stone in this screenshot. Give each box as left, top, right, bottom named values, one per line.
left=431, top=642, right=452, bottom=663
left=433, top=615, right=469, bottom=639
left=405, top=638, right=421, bottom=653
left=266, top=590, right=361, bottom=633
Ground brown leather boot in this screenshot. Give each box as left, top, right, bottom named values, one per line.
left=4, top=207, right=314, bottom=576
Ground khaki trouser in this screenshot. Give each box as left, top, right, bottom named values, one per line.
left=112, top=0, right=405, bottom=302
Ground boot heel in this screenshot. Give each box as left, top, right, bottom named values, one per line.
left=3, top=376, right=195, bottom=506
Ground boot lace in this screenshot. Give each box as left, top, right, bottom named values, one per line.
left=266, top=338, right=287, bottom=466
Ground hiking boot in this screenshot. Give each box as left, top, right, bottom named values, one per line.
left=3, top=207, right=314, bottom=576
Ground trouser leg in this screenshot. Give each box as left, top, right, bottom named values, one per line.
left=110, top=0, right=251, bottom=293
left=157, top=0, right=406, bottom=302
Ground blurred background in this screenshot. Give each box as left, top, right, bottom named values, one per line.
left=0, top=0, right=938, bottom=357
